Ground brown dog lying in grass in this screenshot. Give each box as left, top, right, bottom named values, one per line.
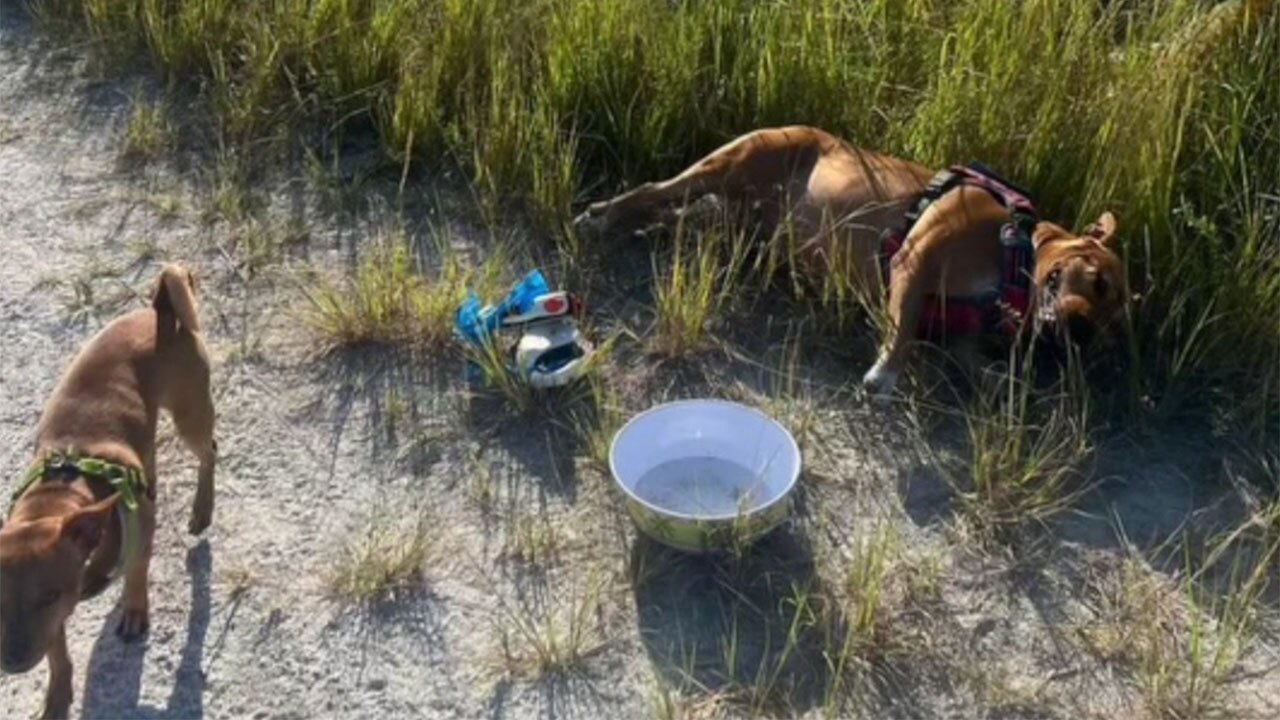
left=575, top=126, right=1128, bottom=394
left=0, top=265, right=216, bottom=720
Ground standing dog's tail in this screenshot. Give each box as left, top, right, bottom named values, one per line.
left=152, top=264, right=201, bottom=333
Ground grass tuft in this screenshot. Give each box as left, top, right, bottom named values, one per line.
left=493, top=573, right=608, bottom=679
left=328, top=509, right=434, bottom=605
left=1081, top=521, right=1279, bottom=720
left=651, top=222, right=748, bottom=358
left=304, top=233, right=505, bottom=352
left=119, top=95, right=171, bottom=164
left=566, top=371, right=625, bottom=473
left=500, top=512, right=563, bottom=567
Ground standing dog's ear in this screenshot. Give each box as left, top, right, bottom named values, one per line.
left=1033, top=221, right=1070, bottom=249
left=1085, top=211, right=1118, bottom=247
left=59, top=496, right=117, bottom=557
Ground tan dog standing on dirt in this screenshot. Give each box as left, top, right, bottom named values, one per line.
left=0, top=265, right=216, bottom=720
left=575, top=126, right=1128, bottom=393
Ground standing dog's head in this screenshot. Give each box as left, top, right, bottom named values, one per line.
left=0, top=496, right=115, bottom=674
left=1031, top=211, right=1129, bottom=347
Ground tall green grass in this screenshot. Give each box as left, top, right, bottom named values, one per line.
left=29, top=0, right=1279, bottom=431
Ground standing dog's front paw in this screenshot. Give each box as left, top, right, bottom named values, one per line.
left=116, top=607, right=150, bottom=641
left=189, top=487, right=213, bottom=536
left=39, top=698, right=70, bottom=720
left=861, top=360, right=899, bottom=400
left=188, top=506, right=211, bottom=536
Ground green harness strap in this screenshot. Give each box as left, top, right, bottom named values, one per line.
left=8, top=452, right=148, bottom=580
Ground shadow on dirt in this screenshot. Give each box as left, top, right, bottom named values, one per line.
left=629, top=527, right=834, bottom=714
left=485, top=672, right=617, bottom=720
left=301, top=344, right=461, bottom=477
left=81, top=542, right=211, bottom=719
left=329, top=585, right=450, bottom=679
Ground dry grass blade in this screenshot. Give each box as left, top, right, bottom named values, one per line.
left=462, top=333, right=539, bottom=415
left=565, top=368, right=625, bottom=472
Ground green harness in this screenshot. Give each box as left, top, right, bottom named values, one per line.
left=8, top=452, right=148, bottom=579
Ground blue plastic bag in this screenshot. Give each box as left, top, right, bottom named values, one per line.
left=455, top=269, right=550, bottom=344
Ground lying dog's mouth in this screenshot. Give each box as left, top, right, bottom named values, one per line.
left=1034, top=269, right=1062, bottom=334
left=1033, top=267, right=1104, bottom=348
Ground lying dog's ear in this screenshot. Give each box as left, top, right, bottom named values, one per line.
left=1033, top=221, right=1070, bottom=249
left=1085, top=211, right=1118, bottom=247
left=59, top=496, right=117, bottom=557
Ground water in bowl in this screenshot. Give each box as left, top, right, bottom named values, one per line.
left=632, top=456, right=764, bottom=517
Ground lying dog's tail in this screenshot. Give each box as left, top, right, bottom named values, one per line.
left=152, top=264, right=201, bottom=333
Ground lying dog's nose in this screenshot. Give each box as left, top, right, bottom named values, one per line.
left=1066, top=314, right=1095, bottom=346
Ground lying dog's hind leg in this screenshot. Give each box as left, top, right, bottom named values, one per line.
left=575, top=151, right=740, bottom=237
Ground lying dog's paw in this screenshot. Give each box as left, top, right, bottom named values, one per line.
left=676, top=193, right=724, bottom=223
left=572, top=204, right=609, bottom=238
left=861, top=361, right=899, bottom=401
left=116, top=608, right=150, bottom=642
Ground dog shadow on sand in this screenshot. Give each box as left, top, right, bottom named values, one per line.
left=80, top=542, right=212, bottom=719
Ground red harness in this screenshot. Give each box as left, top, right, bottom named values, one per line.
left=880, top=164, right=1038, bottom=339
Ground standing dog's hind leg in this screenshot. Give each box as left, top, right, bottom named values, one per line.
left=171, top=381, right=216, bottom=536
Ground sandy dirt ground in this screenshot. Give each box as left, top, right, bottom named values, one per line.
left=1, top=8, right=1277, bottom=720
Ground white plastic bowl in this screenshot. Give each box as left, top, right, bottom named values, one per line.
left=609, top=399, right=801, bottom=552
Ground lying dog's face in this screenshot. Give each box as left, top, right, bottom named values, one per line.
left=0, top=498, right=113, bottom=673
left=1031, top=212, right=1128, bottom=346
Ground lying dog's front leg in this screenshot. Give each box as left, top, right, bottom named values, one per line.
left=863, top=251, right=930, bottom=397
left=41, top=624, right=72, bottom=720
